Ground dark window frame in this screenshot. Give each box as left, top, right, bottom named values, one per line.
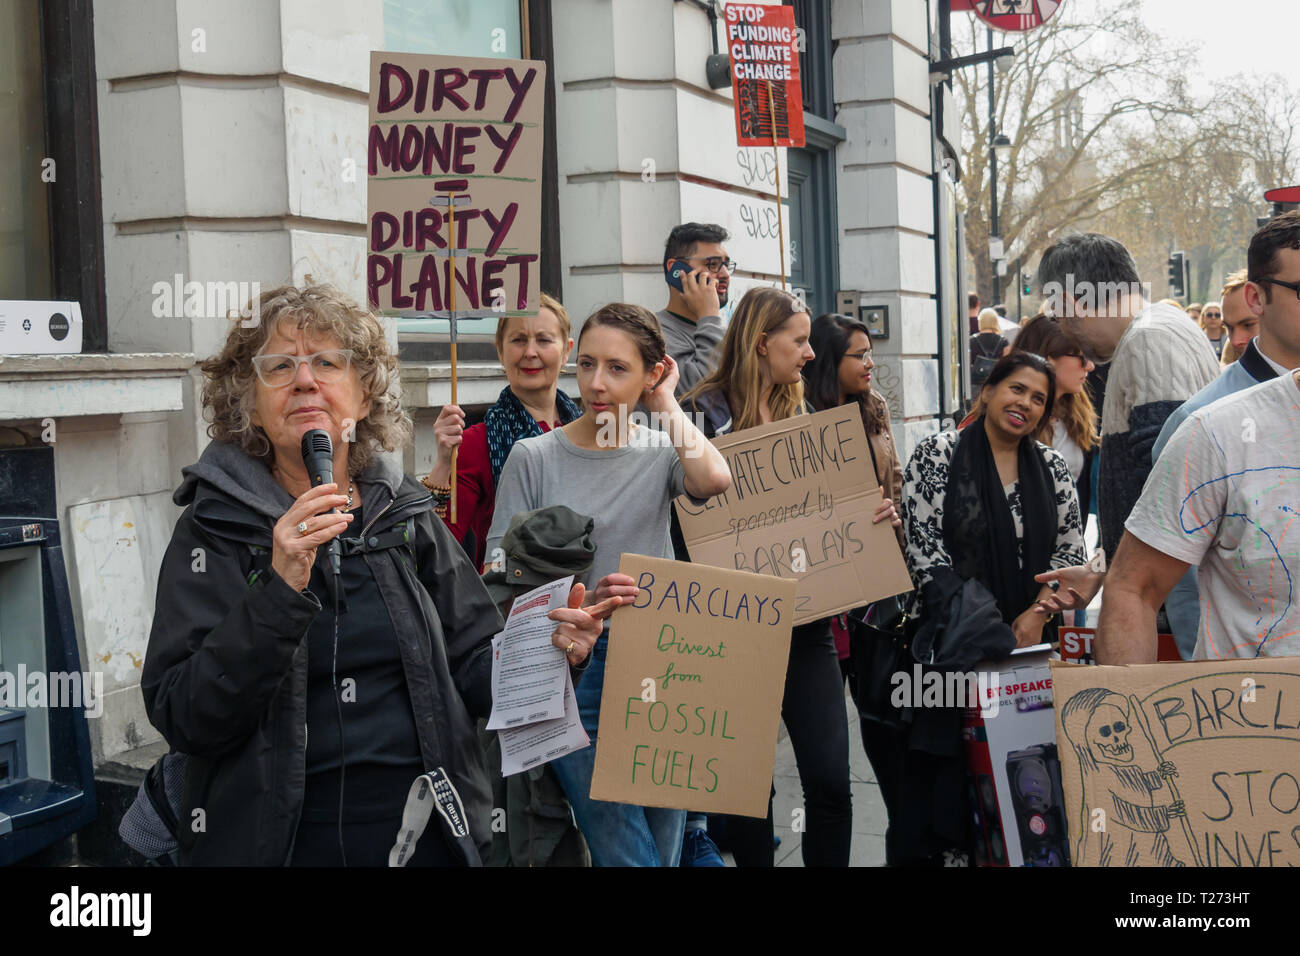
left=788, top=0, right=833, bottom=120
left=394, top=0, right=561, bottom=362
left=784, top=0, right=842, bottom=316
left=40, top=0, right=107, bottom=352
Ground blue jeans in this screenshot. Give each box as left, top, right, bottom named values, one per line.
left=551, top=634, right=685, bottom=866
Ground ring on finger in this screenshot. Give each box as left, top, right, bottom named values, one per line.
left=297, top=521, right=310, bottom=536
left=565, top=641, right=576, bottom=655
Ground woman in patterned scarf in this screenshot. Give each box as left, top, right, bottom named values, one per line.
left=424, top=293, right=583, bottom=568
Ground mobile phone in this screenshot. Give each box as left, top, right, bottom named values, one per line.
left=665, top=261, right=692, bottom=292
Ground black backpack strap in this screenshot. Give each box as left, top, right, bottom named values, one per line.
left=338, top=519, right=417, bottom=564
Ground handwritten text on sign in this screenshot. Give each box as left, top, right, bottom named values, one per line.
left=724, top=3, right=805, bottom=148
left=675, top=406, right=912, bottom=624
left=367, top=52, right=544, bottom=316
left=590, top=555, right=795, bottom=817
left=1054, top=659, right=1300, bottom=868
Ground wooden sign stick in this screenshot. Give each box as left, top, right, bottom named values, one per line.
left=767, top=80, right=787, bottom=291
left=448, top=197, right=459, bottom=524
left=432, top=185, right=472, bottom=524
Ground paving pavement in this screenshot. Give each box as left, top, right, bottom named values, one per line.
left=719, top=691, right=888, bottom=867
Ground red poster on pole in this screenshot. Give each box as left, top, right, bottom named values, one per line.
left=724, top=4, right=804, bottom=148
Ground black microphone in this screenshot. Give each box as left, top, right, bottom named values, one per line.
left=301, top=429, right=342, bottom=578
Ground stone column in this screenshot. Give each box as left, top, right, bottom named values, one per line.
left=831, top=0, right=940, bottom=460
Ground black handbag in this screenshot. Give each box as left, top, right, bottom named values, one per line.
left=847, top=595, right=910, bottom=728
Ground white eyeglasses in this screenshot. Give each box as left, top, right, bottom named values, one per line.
left=252, top=349, right=354, bottom=388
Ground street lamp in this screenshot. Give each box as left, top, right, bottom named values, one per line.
left=992, top=132, right=1011, bottom=164
left=987, top=28, right=1009, bottom=303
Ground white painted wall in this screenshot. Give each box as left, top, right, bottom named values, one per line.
left=552, top=0, right=791, bottom=329
left=832, top=0, right=942, bottom=462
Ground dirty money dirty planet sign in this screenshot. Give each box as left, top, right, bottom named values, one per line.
left=590, top=555, right=796, bottom=817
left=367, top=52, right=543, bottom=317
left=674, top=405, right=912, bottom=625
left=1053, top=658, right=1300, bottom=867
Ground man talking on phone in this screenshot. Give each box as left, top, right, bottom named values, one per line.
left=658, top=222, right=732, bottom=396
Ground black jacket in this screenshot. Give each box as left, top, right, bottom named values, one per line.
left=141, top=441, right=503, bottom=865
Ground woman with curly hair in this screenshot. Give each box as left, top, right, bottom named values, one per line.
left=142, top=284, right=608, bottom=866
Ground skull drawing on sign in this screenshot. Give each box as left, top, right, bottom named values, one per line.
left=1086, top=703, right=1133, bottom=763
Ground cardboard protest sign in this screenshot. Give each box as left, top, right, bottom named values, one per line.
left=724, top=3, right=805, bottom=148
left=674, top=405, right=912, bottom=625
left=589, top=555, right=796, bottom=817
left=367, top=52, right=544, bottom=317
left=1052, top=658, right=1300, bottom=867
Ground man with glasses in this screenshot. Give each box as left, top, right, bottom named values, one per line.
left=658, top=222, right=733, bottom=395
left=658, top=222, right=733, bottom=867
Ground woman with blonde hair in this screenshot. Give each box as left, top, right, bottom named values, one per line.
left=970, top=308, right=1009, bottom=391
left=681, top=286, right=865, bottom=867
left=426, top=292, right=581, bottom=568
left=683, top=285, right=811, bottom=430
left=1199, top=301, right=1228, bottom=357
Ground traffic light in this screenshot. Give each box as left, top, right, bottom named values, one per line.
left=1022, top=270, right=1033, bottom=295
left=1167, top=251, right=1186, bottom=299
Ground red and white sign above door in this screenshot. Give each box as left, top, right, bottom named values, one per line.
left=963, top=0, right=1062, bottom=32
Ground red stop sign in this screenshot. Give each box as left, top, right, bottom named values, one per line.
left=972, top=0, right=1061, bottom=32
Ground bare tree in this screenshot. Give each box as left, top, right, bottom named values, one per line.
left=1090, top=73, right=1300, bottom=301
left=951, top=0, right=1198, bottom=307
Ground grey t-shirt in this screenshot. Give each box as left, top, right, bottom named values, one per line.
left=487, top=425, right=692, bottom=588
left=656, top=308, right=724, bottom=397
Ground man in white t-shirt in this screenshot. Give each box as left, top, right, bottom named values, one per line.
left=1096, top=371, right=1300, bottom=662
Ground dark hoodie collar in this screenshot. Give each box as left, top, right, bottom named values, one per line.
left=175, top=441, right=416, bottom=544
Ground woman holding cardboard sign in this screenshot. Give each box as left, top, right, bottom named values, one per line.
left=487, top=303, right=730, bottom=866
left=802, top=312, right=910, bottom=859
left=681, top=287, right=897, bottom=867
left=802, top=314, right=904, bottom=550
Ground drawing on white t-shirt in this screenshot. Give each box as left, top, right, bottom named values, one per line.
left=1179, top=463, right=1300, bottom=657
